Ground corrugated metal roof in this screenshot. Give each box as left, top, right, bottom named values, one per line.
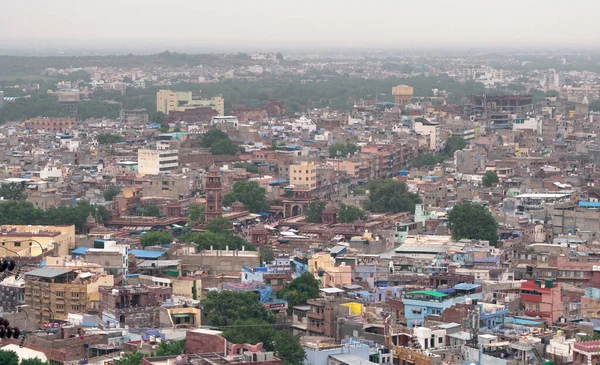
left=24, top=267, right=71, bottom=278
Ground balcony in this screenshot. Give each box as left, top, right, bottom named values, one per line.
left=308, top=311, right=325, bottom=320
left=307, top=324, right=325, bottom=334
left=520, top=293, right=542, bottom=303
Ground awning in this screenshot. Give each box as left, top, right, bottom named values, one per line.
left=172, top=313, right=191, bottom=318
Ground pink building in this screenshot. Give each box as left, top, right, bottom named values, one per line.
left=520, top=280, right=562, bottom=323
left=321, top=263, right=352, bottom=289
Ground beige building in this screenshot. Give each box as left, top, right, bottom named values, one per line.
left=289, top=162, right=317, bottom=189
left=156, top=90, right=224, bottom=115
left=0, top=225, right=75, bottom=257
left=392, top=85, right=414, bottom=107
left=136, top=174, right=190, bottom=198
left=137, top=149, right=179, bottom=176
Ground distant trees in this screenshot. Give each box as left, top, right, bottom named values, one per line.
left=329, top=143, right=359, bottom=158
left=97, top=133, right=124, bottom=144
left=155, top=339, right=186, bottom=356
left=447, top=203, right=498, bottom=246
left=233, top=163, right=259, bottom=174
left=337, top=203, right=367, bottom=223
left=304, top=201, right=325, bottom=223
left=205, top=217, right=233, bottom=234
left=159, top=123, right=170, bottom=133
left=200, top=128, right=238, bottom=155
left=142, top=205, right=160, bottom=217
left=278, top=272, right=321, bottom=315
left=180, top=231, right=255, bottom=251
left=103, top=186, right=121, bottom=201
left=114, top=352, right=144, bottom=365
left=187, top=203, right=204, bottom=228
left=362, top=179, right=421, bottom=214
left=223, top=181, right=269, bottom=213
left=140, top=231, right=173, bottom=247
left=443, top=136, right=467, bottom=156
left=0, top=183, right=25, bottom=201
left=590, top=100, right=600, bottom=112
left=482, top=171, right=500, bottom=187
left=412, top=136, right=466, bottom=168
left=0, top=350, right=19, bottom=365
left=77, top=100, right=120, bottom=120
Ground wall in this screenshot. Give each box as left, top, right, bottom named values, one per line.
left=186, top=329, right=227, bottom=354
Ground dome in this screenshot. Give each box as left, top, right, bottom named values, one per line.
left=85, top=214, right=96, bottom=224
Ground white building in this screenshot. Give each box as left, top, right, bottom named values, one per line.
left=289, top=116, right=316, bottom=133
left=211, top=116, right=239, bottom=130
left=414, top=120, right=441, bottom=152
left=137, top=149, right=179, bottom=176
left=541, top=69, right=561, bottom=91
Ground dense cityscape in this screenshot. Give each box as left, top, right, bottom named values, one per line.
left=3, top=3, right=600, bottom=365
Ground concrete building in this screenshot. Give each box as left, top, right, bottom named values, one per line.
left=137, top=174, right=191, bottom=198
left=156, top=90, right=225, bottom=116
left=99, top=285, right=172, bottom=328
left=0, top=276, right=25, bottom=313
left=120, top=108, right=149, bottom=124
left=403, top=284, right=483, bottom=328
left=0, top=224, right=75, bottom=257
left=392, top=85, right=414, bottom=107
left=414, top=120, right=441, bottom=152
left=27, top=188, right=62, bottom=211
left=541, top=69, right=561, bottom=91
left=289, top=162, right=317, bottom=189
left=25, top=117, right=76, bottom=134
left=520, top=280, right=562, bottom=323
left=137, top=149, right=179, bottom=176
left=57, top=92, right=80, bottom=116
left=211, top=116, right=239, bottom=130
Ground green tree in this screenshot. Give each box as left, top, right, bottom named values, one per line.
left=447, top=203, right=499, bottom=246
left=97, top=133, right=124, bottom=144
left=210, top=138, right=238, bottom=155
left=159, top=123, right=170, bottom=133
left=337, top=203, right=367, bottom=223
left=114, top=352, right=144, bottom=365
left=545, top=90, right=560, bottom=98
left=304, top=201, right=325, bottom=223
left=222, top=318, right=276, bottom=351
left=150, top=111, right=165, bottom=123
left=140, top=231, right=173, bottom=247
left=278, top=272, right=321, bottom=314
left=233, top=163, right=259, bottom=174
left=155, top=339, right=186, bottom=356
left=412, top=153, right=445, bottom=167
left=0, top=183, right=25, bottom=200
left=443, top=136, right=467, bottom=156
left=21, top=359, right=50, bottom=365
left=202, top=291, right=274, bottom=327
left=482, top=171, right=500, bottom=187
left=188, top=203, right=205, bottom=227
left=200, top=128, right=230, bottom=148
left=362, top=179, right=421, bottom=213
left=143, top=204, right=160, bottom=217
left=0, top=349, right=19, bottom=365
left=590, top=99, right=600, bottom=112
left=173, top=125, right=181, bottom=132
left=181, top=231, right=255, bottom=251
left=352, top=186, right=366, bottom=196
left=223, top=181, right=269, bottom=213
left=103, top=185, right=121, bottom=201
left=206, top=217, right=233, bottom=234
left=274, top=331, right=305, bottom=365
left=260, top=247, right=275, bottom=264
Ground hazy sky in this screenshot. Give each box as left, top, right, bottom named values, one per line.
left=2, top=0, right=599, bottom=52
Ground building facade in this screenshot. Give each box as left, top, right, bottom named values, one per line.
left=156, top=90, right=225, bottom=115
left=137, top=149, right=179, bottom=176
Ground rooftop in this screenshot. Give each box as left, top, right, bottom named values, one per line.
left=24, top=267, right=71, bottom=279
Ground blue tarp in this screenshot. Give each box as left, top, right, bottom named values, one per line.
left=454, top=283, right=481, bottom=291
left=71, top=247, right=89, bottom=255
left=129, top=250, right=166, bottom=259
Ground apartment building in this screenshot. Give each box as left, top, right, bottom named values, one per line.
left=289, top=162, right=317, bottom=189
left=137, top=149, right=179, bottom=176
left=0, top=224, right=75, bottom=257
left=156, top=89, right=225, bottom=115
left=25, top=117, right=76, bottom=133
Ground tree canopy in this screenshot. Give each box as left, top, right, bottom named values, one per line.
left=329, top=143, right=359, bottom=158
left=205, top=217, right=233, bottom=234
left=114, top=352, right=144, bottom=365
left=103, top=186, right=121, bottom=201
left=21, top=359, right=50, bottom=365
left=180, top=230, right=255, bottom=251
left=97, top=133, right=124, bottom=145
left=362, top=179, right=421, bottom=213
left=0, top=350, right=19, bottom=365
left=443, top=136, right=467, bottom=156
left=304, top=201, right=325, bottom=223
left=143, top=204, right=160, bottom=217
left=233, top=163, right=259, bottom=174
left=223, top=181, right=269, bottom=213
left=0, top=183, right=25, bottom=201
left=140, top=231, right=173, bottom=247
left=200, top=129, right=230, bottom=148
left=188, top=203, right=205, bottom=227
left=278, top=272, right=321, bottom=315
left=202, top=290, right=274, bottom=327
left=159, top=123, right=170, bottom=133
left=155, top=339, right=186, bottom=356
left=210, top=138, right=238, bottom=155
left=447, top=203, right=499, bottom=246
left=482, top=171, right=500, bottom=187
left=337, top=203, right=367, bottom=223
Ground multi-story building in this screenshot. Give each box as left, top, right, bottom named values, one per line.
left=403, top=283, right=483, bottom=328
left=120, top=108, right=149, bottom=124
left=414, top=120, right=442, bottom=152
left=520, top=280, right=562, bottom=323
left=99, top=285, right=172, bottom=328
left=392, top=85, right=414, bottom=107
left=0, top=224, right=75, bottom=257
left=25, top=117, right=76, bottom=133
left=136, top=174, right=191, bottom=198
left=156, top=89, right=225, bottom=115
left=137, top=148, right=179, bottom=176
left=24, top=268, right=89, bottom=323
left=541, top=69, right=561, bottom=91
left=289, top=162, right=317, bottom=189
left=307, top=289, right=350, bottom=337
left=0, top=276, right=24, bottom=313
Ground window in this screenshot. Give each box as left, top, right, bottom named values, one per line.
left=56, top=292, right=64, bottom=297
left=56, top=304, right=64, bottom=310
left=14, top=242, right=20, bottom=247
left=439, top=337, right=443, bottom=344
left=71, top=305, right=80, bottom=311
left=71, top=292, right=80, bottom=298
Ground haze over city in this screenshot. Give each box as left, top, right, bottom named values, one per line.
left=2, top=0, right=600, bottom=53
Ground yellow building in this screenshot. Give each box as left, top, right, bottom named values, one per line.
left=156, top=90, right=224, bottom=115
left=289, top=162, right=317, bottom=189
left=0, top=225, right=75, bottom=257
left=392, top=85, right=414, bottom=107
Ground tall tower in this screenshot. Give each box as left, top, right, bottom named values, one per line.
left=204, top=165, right=223, bottom=223
left=392, top=85, right=414, bottom=107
